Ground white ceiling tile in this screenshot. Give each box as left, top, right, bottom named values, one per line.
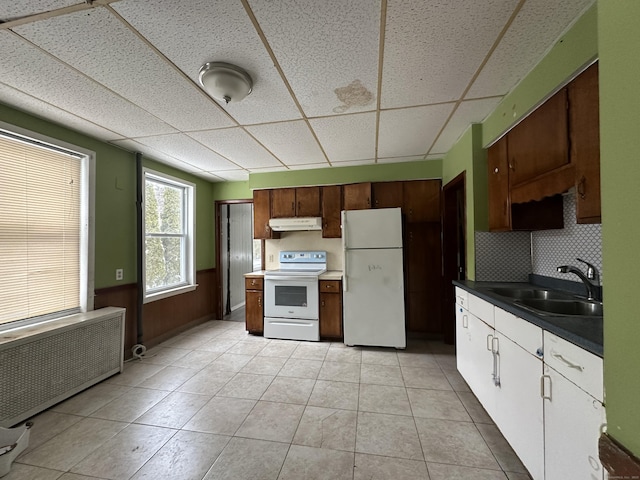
left=112, top=0, right=301, bottom=125
left=425, top=154, right=443, bottom=161
left=378, top=104, right=455, bottom=158
left=309, top=112, right=376, bottom=162
left=468, top=0, right=595, bottom=98
left=0, top=30, right=176, bottom=138
left=249, top=0, right=380, bottom=117
left=288, top=163, right=332, bottom=171
left=14, top=8, right=234, bottom=132
left=133, top=133, right=239, bottom=172
left=203, top=170, right=247, bottom=182
left=246, top=120, right=327, bottom=165
left=330, top=158, right=376, bottom=167
left=247, top=166, right=289, bottom=174
left=188, top=127, right=281, bottom=169
left=377, top=155, right=425, bottom=164
left=109, top=138, right=204, bottom=173
left=0, top=0, right=78, bottom=22
left=431, top=97, right=503, bottom=153
left=0, top=82, right=124, bottom=141
left=381, top=0, right=520, bottom=108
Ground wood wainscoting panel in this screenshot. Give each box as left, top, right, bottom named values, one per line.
left=600, top=433, right=640, bottom=477
left=94, top=268, right=218, bottom=357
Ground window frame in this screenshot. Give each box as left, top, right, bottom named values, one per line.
left=0, top=120, right=95, bottom=332
left=142, top=168, right=196, bottom=303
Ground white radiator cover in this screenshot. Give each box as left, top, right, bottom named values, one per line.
left=0, top=307, right=125, bottom=427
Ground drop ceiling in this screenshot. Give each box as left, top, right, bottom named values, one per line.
left=0, top=0, right=594, bottom=182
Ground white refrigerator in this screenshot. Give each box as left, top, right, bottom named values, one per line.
left=342, top=207, right=406, bottom=349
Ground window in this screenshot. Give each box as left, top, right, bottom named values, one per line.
left=0, top=124, right=94, bottom=329
left=143, top=169, right=196, bottom=302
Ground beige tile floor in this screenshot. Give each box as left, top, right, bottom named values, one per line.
left=8, top=319, right=532, bottom=480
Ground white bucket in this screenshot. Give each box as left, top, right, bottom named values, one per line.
left=0, top=422, right=33, bottom=477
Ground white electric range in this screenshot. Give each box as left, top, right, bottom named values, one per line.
left=263, top=251, right=327, bottom=341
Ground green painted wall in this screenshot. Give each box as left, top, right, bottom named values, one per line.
left=0, top=103, right=216, bottom=288
left=248, top=159, right=442, bottom=190
left=212, top=180, right=252, bottom=201
left=598, top=0, right=640, bottom=457
left=442, top=124, right=487, bottom=280
left=483, top=4, right=598, bottom=146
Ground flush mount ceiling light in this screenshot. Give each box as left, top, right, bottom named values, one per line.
left=198, top=62, right=253, bottom=104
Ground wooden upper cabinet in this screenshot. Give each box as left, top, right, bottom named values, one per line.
left=343, top=182, right=371, bottom=210
left=569, top=63, right=601, bottom=224
left=372, top=181, right=403, bottom=209
left=488, top=137, right=511, bottom=231
left=295, top=186, right=321, bottom=217
left=253, top=189, right=278, bottom=239
left=270, top=188, right=296, bottom=218
left=403, top=180, right=441, bottom=223
left=271, top=187, right=321, bottom=218
left=508, top=88, right=570, bottom=187
left=321, top=185, right=342, bottom=238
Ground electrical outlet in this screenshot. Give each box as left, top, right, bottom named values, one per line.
left=115, top=268, right=123, bottom=281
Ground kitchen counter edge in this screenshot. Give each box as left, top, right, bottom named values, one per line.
left=453, top=280, right=603, bottom=357
left=243, top=270, right=343, bottom=280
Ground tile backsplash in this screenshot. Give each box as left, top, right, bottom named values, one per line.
left=531, top=193, right=602, bottom=282
left=475, top=193, right=602, bottom=283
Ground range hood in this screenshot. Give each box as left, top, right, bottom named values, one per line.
left=269, top=217, right=322, bottom=231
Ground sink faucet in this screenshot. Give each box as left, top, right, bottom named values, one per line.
left=556, top=258, right=600, bottom=301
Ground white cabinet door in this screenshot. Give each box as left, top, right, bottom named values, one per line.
left=544, top=365, right=606, bottom=480
left=494, top=332, right=544, bottom=480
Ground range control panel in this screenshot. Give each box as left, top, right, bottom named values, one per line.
left=279, top=251, right=327, bottom=264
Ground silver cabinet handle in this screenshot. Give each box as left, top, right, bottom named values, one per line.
left=492, top=337, right=500, bottom=386
left=541, top=375, right=552, bottom=400
left=486, top=334, right=493, bottom=351
left=552, top=352, right=584, bottom=371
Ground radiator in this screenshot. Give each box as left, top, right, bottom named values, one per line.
left=0, top=307, right=125, bottom=427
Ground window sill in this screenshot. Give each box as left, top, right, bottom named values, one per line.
left=144, top=284, right=198, bottom=304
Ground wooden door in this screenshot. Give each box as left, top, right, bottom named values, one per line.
left=508, top=88, right=569, bottom=186
left=295, top=186, right=321, bottom=217
left=321, top=185, right=342, bottom=238
left=245, top=289, right=263, bottom=334
left=569, top=63, right=601, bottom=223
left=487, top=137, right=511, bottom=231
left=343, top=182, right=371, bottom=210
left=270, top=188, right=296, bottom=218
left=403, top=180, right=441, bottom=223
left=372, top=181, right=403, bottom=209
left=253, top=190, right=275, bottom=239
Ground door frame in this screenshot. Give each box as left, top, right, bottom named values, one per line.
left=215, top=198, right=253, bottom=320
left=442, top=172, right=466, bottom=344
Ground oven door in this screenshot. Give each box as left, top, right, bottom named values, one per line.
left=264, top=275, right=319, bottom=320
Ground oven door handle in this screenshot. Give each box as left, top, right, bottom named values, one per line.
left=265, top=275, right=318, bottom=282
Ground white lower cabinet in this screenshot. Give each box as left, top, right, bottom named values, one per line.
left=455, top=290, right=605, bottom=480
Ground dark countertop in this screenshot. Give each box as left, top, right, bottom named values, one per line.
left=453, top=280, right=603, bottom=357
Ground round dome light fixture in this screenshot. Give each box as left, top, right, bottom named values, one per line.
left=198, top=62, right=253, bottom=104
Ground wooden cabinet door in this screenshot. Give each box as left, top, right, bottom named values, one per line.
left=343, top=182, right=371, bottom=210
left=319, top=281, right=342, bottom=339
left=245, top=289, right=263, bottom=334
left=271, top=188, right=296, bottom=218
left=487, top=137, right=511, bottom=231
left=296, top=186, right=321, bottom=217
left=321, top=185, right=342, bottom=238
left=372, top=181, right=403, bottom=209
left=403, top=180, right=441, bottom=223
left=253, top=189, right=276, bottom=239
left=508, top=88, right=569, bottom=186
left=569, top=63, right=601, bottom=223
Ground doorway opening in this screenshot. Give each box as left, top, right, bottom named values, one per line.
left=216, top=200, right=257, bottom=321
left=442, top=172, right=466, bottom=344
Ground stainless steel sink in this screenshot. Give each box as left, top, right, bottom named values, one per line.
left=487, top=287, right=575, bottom=300
left=515, top=298, right=603, bottom=317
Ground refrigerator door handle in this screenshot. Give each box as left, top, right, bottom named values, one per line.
left=342, top=211, right=348, bottom=292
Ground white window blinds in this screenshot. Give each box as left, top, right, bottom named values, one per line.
left=0, top=133, right=82, bottom=326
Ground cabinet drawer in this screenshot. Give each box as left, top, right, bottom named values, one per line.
left=468, top=293, right=494, bottom=327
left=319, top=280, right=341, bottom=293
left=495, top=307, right=543, bottom=357
left=245, top=277, right=264, bottom=290
left=455, top=287, right=468, bottom=309
left=544, top=331, right=603, bottom=401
